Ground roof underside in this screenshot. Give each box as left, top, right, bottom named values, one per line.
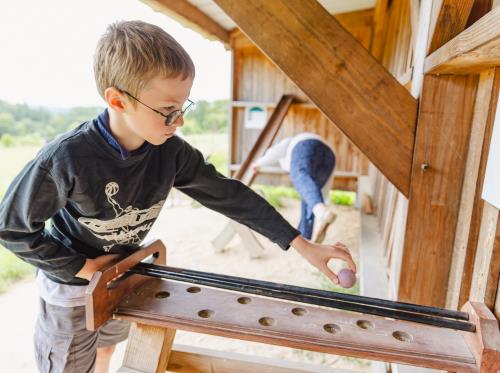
left=187, top=0, right=376, bottom=31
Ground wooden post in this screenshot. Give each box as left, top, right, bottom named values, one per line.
left=119, top=323, right=176, bottom=373
left=447, top=69, right=498, bottom=309
left=398, top=74, right=479, bottom=307
left=458, top=68, right=500, bottom=309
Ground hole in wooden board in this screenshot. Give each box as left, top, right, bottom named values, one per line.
left=323, top=323, right=342, bottom=334
left=356, top=320, right=374, bottom=330
left=187, top=286, right=201, bottom=293
left=198, top=309, right=214, bottom=318
left=259, top=317, right=275, bottom=327
left=237, top=297, right=252, bottom=304
left=393, top=330, right=412, bottom=342
left=291, top=307, right=307, bottom=316
left=155, top=291, right=170, bottom=299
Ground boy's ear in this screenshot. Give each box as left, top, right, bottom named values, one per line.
left=104, top=87, right=127, bottom=112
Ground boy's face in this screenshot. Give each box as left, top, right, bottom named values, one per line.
left=122, top=75, right=194, bottom=146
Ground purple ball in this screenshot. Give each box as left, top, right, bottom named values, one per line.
left=338, top=268, right=356, bottom=288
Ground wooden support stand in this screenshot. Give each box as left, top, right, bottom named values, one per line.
left=85, top=241, right=500, bottom=372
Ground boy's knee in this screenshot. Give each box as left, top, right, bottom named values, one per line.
left=97, top=344, right=116, bottom=360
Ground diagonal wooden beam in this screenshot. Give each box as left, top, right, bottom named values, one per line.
left=141, top=0, right=230, bottom=46
left=213, top=0, right=418, bottom=197
left=212, top=95, right=294, bottom=255
left=427, top=0, right=475, bottom=54
left=425, top=6, right=500, bottom=75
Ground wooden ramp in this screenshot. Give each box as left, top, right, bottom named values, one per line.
left=115, top=278, right=479, bottom=372
left=86, top=242, right=500, bottom=373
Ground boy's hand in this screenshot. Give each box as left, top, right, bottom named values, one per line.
left=75, top=254, right=120, bottom=281
left=290, top=235, right=357, bottom=285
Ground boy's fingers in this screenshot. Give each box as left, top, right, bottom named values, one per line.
left=321, top=264, right=339, bottom=285
left=330, top=247, right=357, bottom=273
left=333, top=242, right=349, bottom=252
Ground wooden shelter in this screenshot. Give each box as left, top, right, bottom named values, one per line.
left=103, top=1, right=500, bottom=372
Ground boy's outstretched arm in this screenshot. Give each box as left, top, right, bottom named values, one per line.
left=172, top=137, right=357, bottom=282
left=291, top=235, right=356, bottom=284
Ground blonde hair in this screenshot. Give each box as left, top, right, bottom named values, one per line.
left=94, top=20, right=195, bottom=104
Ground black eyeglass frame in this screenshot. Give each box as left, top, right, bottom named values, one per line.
left=120, top=90, right=194, bottom=127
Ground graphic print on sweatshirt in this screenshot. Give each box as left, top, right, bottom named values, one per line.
left=78, top=182, right=164, bottom=251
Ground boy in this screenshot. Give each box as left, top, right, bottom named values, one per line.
left=0, top=21, right=356, bottom=373
left=252, top=132, right=337, bottom=243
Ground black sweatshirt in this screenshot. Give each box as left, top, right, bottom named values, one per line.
left=0, top=118, right=300, bottom=285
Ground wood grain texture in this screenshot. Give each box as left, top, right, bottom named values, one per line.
left=165, top=344, right=351, bottom=373
left=234, top=94, right=293, bottom=184
left=459, top=68, right=500, bottom=309
left=484, top=216, right=500, bottom=310
left=141, top=0, right=230, bottom=46
left=425, top=6, right=500, bottom=74
left=469, top=202, right=500, bottom=306
left=228, top=30, right=370, bottom=178
left=214, top=0, right=418, bottom=196
left=116, top=279, right=477, bottom=372
left=119, top=323, right=176, bottom=373
left=398, top=74, right=478, bottom=307
left=447, top=69, right=496, bottom=309
left=427, top=0, right=475, bottom=54
left=85, top=240, right=166, bottom=330
left=462, top=301, right=500, bottom=373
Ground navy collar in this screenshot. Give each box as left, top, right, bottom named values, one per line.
left=96, top=109, right=151, bottom=160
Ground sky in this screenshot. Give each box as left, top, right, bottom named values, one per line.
left=0, top=0, right=231, bottom=108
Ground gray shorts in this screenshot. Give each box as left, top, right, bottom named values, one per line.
left=34, top=297, right=130, bottom=373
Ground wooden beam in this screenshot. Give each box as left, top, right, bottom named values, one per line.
left=469, top=202, right=500, bottom=308
left=484, top=215, right=500, bottom=310
left=141, top=0, right=230, bottom=47
left=427, top=0, right=475, bottom=54
left=371, top=0, right=390, bottom=62
left=424, top=6, right=500, bottom=74
left=212, top=95, right=293, bottom=254
left=446, top=69, right=496, bottom=310
left=119, top=323, right=176, bottom=373
left=213, top=0, right=418, bottom=197
left=234, top=95, right=294, bottom=183
left=398, top=74, right=478, bottom=307
left=458, top=67, right=500, bottom=309
left=166, top=344, right=356, bottom=373
left=410, top=0, right=433, bottom=98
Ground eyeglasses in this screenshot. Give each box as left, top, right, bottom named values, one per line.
left=121, top=90, right=195, bottom=127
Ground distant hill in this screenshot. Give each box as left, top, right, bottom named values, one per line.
left=0, top=98, right=228, bottom=144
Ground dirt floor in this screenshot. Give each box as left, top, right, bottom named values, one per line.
left=0, top=194, right=370, bottom=372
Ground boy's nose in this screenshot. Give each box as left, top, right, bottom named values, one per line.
left=173, top=116, right=184, bottom=127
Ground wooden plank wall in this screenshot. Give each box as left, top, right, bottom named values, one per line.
left=369, top=0, right=415, bottom=300
left=370, top=0, right=500, bottom=314
left=228, top=10, right=373, bottom=188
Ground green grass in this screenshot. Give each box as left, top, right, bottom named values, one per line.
left=253, top=185, right=356, bottom=209
left=0, top=145, right=41, bottom=292
left=0, top=247, right=35, bottom=293
left=206, top=150, right=228, bottom=176
left=329, top=190, right=356, bottom=206
left=0, top=145, right=40, bottom=194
